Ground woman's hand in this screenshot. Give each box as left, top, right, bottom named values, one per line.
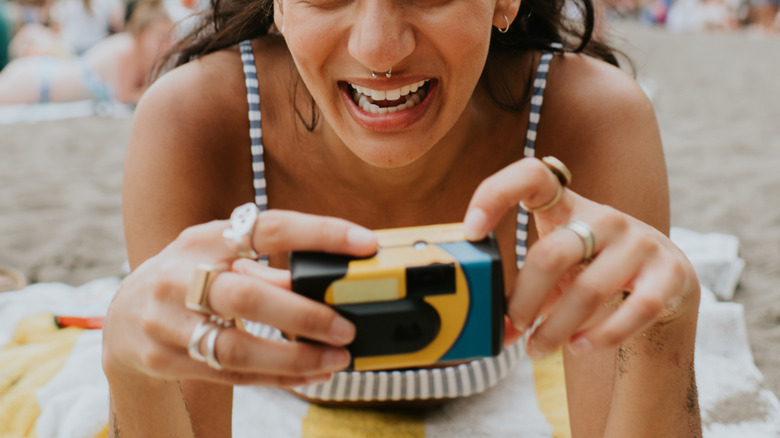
left=462, top=157, right=698, bottom=359
left=102, top=209, right=378, bottom=387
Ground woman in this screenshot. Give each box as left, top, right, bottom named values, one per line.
left=0, top=0, right=172, bottom=105
left=104, top=0, right=702, bottom=436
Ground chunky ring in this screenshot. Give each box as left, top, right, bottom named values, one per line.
left=186, top=264, right=221, bottom=314
left=564, top=220, right=597, bottom=263
left=222, top=203, right=260, bottom=259
left=205, top=325, right=224, bottom=371
left=188, top=318, right=218, bottom=363
left=541, top=156, right=572, bottom=187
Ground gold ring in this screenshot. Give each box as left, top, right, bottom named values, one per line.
left=186, top=264, right=221, bottom=314
left=564, top=220, right=596, bottom=263
left=520, top=182, right=563, bottom=213
left=541, top=156, right=572, bottom=187
left=222, top=203, right=260, bottom=259
left=519, top=156, right=571, bottom=213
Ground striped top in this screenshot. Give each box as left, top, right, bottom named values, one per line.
left=238, top=40, right=557, bottom=401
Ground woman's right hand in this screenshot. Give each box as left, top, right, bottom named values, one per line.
left=102, top=209, right=379, bottom=387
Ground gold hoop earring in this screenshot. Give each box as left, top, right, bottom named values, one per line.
left=497, top=15, right=510, bottom=33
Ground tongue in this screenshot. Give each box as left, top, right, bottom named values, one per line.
left=372, top=96, right=408, bottom=108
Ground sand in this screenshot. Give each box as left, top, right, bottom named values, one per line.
left=1, top=21, right=779, bottom=397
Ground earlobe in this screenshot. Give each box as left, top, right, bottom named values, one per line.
left=273, top=0, right=285, bottom=34
left=493, top=0, right=522, bottom=30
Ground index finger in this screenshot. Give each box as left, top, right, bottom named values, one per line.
left=463, top=158, right=574, bottom=240
left=250, top=209, right=379, bottom=257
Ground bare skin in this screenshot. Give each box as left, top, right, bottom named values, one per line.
left=106, top=2, right=701, bottom=437
left=0, top=19, right=172, bottom=105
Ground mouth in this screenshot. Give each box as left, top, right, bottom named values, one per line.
left=345, top=80, right=432, bottom=114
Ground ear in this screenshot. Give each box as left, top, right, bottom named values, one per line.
left=273, top=0, right=284, bottom=34
left=492, top=0, right=522, bottom=30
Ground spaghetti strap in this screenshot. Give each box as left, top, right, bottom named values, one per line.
left=515, top=46, right=558, bottom=269
left=238, top=39, right=559, bottom=402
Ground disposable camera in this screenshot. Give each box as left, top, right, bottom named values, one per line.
left=290, top=223, right=504, bottom=372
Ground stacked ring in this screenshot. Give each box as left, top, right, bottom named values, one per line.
left=520, top=156, right=572, bottom=213
left=188, top=314, right=235, bottom=370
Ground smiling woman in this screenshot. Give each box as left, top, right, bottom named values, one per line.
left=105, top=0, right=702, bottom=437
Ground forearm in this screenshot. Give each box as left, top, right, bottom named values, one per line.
left=603, top=288, right=702, bottom=438
left=107, top=371, right=194, bottom=438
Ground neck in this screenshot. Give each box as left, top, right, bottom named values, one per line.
left=317, top=92, right=514, bottom=208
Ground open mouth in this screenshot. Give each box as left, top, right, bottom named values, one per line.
left=347, top=80, right=432, bottom=114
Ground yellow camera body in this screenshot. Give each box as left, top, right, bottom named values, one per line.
left=290, top=223, right=504, bottom=372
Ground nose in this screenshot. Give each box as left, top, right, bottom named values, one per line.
left=347, top=2, right=415, bottom=75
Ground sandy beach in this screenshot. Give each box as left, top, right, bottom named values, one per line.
left=1, top=20, right=779, bottom=400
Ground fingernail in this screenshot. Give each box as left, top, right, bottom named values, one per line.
left=347, top=227, right=377, bottom=248
left=330, top=317, right=355, bottom=344
left=569, top=336, right=592, bottom=356
left=322, top=349, right=351, bottom=370
left=526, top=339, right=546, bottom=360
left=463, top=208, right=487, bottom=241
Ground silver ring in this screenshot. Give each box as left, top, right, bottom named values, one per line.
left=222, top=203, right=260, bottom=259
left=188, top=319, right=218, bottom=363
left=205, top=324, right=224, bottom=370
left=564, top=220, right=596, bottom=263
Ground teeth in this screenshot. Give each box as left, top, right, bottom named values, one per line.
left=349, top=80, right=430, bottom=114
left=370, top=89, right=386, bottom=101
left=350, top=80, right=428, bottom=100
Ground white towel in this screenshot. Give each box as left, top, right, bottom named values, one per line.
left=0, top=228, right=778, bottom=437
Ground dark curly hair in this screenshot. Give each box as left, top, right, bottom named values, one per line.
left=159, top=0, right=622, bottom=120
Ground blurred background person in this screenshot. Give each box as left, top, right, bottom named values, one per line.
left=748, top=0, right=780, bottom=31
left=0, top=0, right=172, bottom=105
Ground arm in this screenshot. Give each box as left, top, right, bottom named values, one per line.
left=465, top=54, right=701, bottom=437
left=105, top=50, right=373, bottom=437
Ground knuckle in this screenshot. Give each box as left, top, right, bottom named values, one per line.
left=633, top=294, right=664, bottom=320
left=295, top=304, right=332, bottom=337
left=139, top=314, right=163, bottom=338
left=531, top=330, right=557, bottom=352
left=256, top=211, right=285, bottom=246
left=139, top=348, right=168, bottom=372
left=599, top=326, right=625, bottom=347
left=598, top=208, right=629, bottom=234
left=284, top=345, right=320, bottom=374
left=573, top=279, right=606, bottom=309
left=223, top=281, right=257, bottom=313
left=216, top=334, right=246, bottom=367
left=527, top=245, right=570, bottom=276
left=667, top=258, right=688, bottom=282
left=633, top=233, right=657, bottom=256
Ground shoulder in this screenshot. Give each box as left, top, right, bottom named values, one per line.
left=545, top=52, right=654, bottom=133
left=124, top=45, right=253, bottom=249
left=538, top=52, right=668, bottom=229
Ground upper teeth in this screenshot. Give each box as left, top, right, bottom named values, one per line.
left=351, top=80, right=428, bottom=101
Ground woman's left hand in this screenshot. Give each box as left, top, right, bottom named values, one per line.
left=462, top=157, right=698, bottom=359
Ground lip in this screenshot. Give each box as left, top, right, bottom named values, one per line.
left=339, top=79, right=438, bottom=132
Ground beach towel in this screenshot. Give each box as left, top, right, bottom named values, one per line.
left=0, top=228, right=778, bottom=437
left=0, top=100, right=133, bottom=126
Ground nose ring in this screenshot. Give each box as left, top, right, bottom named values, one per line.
left=370, top=68, right=392, bottom=79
